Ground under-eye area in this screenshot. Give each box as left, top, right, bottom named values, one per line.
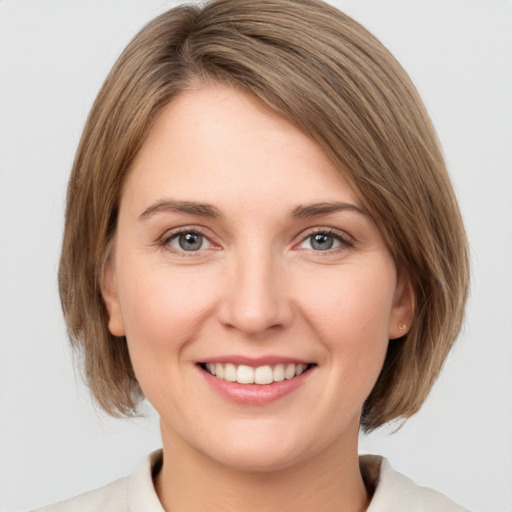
left=199, top=362, right=317, bottom=385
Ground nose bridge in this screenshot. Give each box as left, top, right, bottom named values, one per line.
left=219, top=240, right=292, bottom=335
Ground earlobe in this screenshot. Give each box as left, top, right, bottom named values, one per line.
left=101, top=257, right=126, bottom=337
left=388, top=275, right=415, bottom=340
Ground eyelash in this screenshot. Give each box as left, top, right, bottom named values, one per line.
left=158, top=227, right=215, bottom=256
left=296, top=228, right=355, bottom=253
left=158, top=226, right=355, bottom=255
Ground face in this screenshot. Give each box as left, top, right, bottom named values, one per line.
left=103, top=85, right=412, bottom=471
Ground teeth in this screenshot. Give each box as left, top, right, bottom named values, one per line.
left=284, top=364, right=296, bottom=380
left=296, top=364, right=306, bottom=376
left=204, top=362, right=310, bottom=385
left=254, top=365, right=273, bottom=385
left=273, top=363, right=285, bottom=382
left=224, top=363, right=237, bottom=382
left=237, top=364, right=254, bottom=384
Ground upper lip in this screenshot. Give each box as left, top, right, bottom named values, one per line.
left=198, top=355, right=314, bottom=367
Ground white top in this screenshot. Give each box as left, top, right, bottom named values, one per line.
left=34, top=450, right=469, bottom=511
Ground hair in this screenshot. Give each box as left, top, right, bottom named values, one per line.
left=59, top=0, right=469, bottom=431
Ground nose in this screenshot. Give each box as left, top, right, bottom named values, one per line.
left=217, top=246, right=294, bottom=337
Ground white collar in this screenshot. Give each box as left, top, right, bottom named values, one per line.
left=126, top=450, right=467, bottom=512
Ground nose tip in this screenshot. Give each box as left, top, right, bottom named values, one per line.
left=225, top=300, right=287, bottom=336
left=217, top=258, right=293, bottom=337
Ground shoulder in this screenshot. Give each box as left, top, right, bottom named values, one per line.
left=32, top=477, right=128, bottom=512
left=32, top=450, right=164, bottom=512
left=360, top=454, right=469, bottom=512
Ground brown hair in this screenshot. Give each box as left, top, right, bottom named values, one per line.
left=59, top=0, right=469, bottom=431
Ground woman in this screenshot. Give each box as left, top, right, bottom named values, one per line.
left=37, top=0, right=469, bottom=510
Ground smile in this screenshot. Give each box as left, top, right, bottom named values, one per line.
left=201, top=362, right=313, bottom=385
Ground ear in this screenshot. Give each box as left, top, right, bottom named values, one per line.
left=101, top=255, right=126, bottom=337
left=388, top=273, right=415, bottom=340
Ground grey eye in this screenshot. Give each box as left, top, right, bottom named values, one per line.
left=299, top=233, right=342, bottom=251
left=310, top=233, right=335, bottom=250
left=169, top=232, right=211, bottom=251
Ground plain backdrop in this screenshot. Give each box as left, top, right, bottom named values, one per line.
left=0, top=1, right=511, bottom=511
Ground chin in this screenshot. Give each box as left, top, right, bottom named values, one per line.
left=191, top=420, right=327, bottom=473
left=208, top=443, right=308, bottom=473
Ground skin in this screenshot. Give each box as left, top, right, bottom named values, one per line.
left=103, top=85, right=413, bottom=512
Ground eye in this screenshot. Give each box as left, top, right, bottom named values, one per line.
left=297, top=230, right=353, bottom=251
left=166, top=231, right=213, bottom=252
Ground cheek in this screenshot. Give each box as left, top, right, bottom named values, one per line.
left=116, top=262, right=217, bottom=362
left=296, top=263, right=396, bottom=340
left=294, top=262, right=395, bottom=384
left=115, top=262, right=221, bottom=412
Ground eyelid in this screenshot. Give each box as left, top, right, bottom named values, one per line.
left=294, top=227, right=356, bottom=251
left=157, top=225, right=355, bottom=255
left=158, top=225, right=220, bottom=255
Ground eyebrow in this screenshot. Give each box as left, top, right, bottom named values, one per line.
left=138, top=200, right=223, bottom=221
left=292, top=201, right=366, bottom=218
left=138, top=199, right=365, bottom=222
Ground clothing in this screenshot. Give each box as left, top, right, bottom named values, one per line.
left=34, top=450, right=468, bottom=511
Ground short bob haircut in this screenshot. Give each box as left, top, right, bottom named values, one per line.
left=59, top=0, right=469, bottom=432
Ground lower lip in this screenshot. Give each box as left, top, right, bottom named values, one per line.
left=199, top=366, right=314, bottom=405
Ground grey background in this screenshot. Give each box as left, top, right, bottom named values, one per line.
left=0, top=1, right=511, bottom=511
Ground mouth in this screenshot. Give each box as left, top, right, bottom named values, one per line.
left=199, top=362, right=316, bottom=385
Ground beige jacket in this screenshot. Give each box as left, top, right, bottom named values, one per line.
left=34, top=450, right=469, bottom=511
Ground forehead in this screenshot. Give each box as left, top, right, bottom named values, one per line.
left=122, top=84, right=360, bottom=215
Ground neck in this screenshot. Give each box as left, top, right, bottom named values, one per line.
left=155, top=423, right=369, bottom=512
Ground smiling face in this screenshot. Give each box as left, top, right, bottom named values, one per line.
left=103, top=85, right=412, bottom=472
